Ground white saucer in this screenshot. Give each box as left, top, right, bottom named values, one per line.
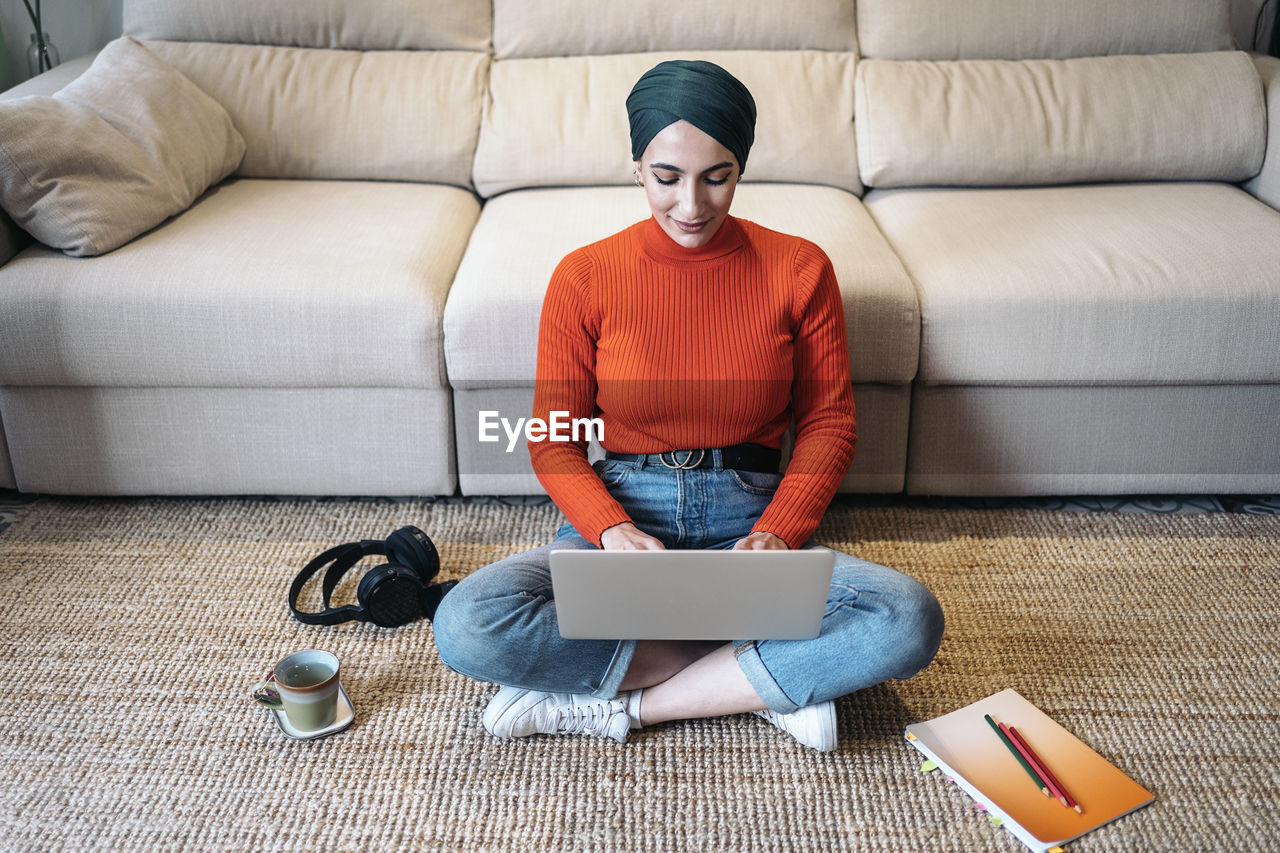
left=270, top=683, right=355, bottom=740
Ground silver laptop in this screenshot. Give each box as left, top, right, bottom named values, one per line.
left=550, top=549, right=835, bottom=640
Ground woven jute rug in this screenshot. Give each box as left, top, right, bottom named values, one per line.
left=0, top=497, right=1276, bottom=852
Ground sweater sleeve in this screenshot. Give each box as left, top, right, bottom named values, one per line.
left=751, top=241, right=857, bottom=548
left=529, top=251, right=633, bottom=545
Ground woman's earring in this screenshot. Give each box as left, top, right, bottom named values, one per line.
left=634, top=172, right=643, bottom=187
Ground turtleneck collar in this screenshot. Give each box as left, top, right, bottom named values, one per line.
left=637, top=215, right=746, bottom=266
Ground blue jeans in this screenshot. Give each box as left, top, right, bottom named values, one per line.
left=433, top=457, right=944, bottom=713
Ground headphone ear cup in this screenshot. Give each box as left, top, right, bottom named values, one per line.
left=357, top=564, right=426, bottom=628
left=385, top=525, right=440, bottom=584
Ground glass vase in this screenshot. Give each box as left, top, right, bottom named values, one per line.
left=27, top=32, right=61, bottom=77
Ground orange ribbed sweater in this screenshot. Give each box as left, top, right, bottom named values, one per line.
left=530, top=214, right=856, bottom=548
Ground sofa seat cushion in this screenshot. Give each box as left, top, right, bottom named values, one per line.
left=0, top=178, right=479, bottom=389
left=864, top=182, right=1280, bottom=385
left=444, top=183, right=918, bottom=389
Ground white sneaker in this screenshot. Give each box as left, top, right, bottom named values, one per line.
left=754, top=700, right=837, bottom=752
left=482, top=685, right=631, bottom=743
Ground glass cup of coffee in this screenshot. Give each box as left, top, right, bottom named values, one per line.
left=252, top=649, right=341, bottom=731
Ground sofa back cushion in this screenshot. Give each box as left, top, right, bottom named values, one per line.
left=492, top=0, right=855, bottom=58
left=856, top=51, right=1265, bottom=188
left=124, top=0, right=490, bottom=187
left=475, top=50, right=858, bottom=198
left=476, top=0, right=858, bottom=198
left=123, top=0, right=490, bottom=51
left=856, top=0, right=1233, bottom=60
left=144, top=41, right=485, bottom=187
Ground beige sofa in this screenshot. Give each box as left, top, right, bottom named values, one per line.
left=1, top=0, right=1278, bottom=499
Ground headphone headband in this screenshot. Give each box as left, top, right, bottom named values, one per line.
left=320, top=540, right=385, bottom=609
left=288, top=527, right=449, bottom=627
left=289, top=542, right=360, bottom=625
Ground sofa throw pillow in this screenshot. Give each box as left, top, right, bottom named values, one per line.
left=0, top=36, right=245, bottom=257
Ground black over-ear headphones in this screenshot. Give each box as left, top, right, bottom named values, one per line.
left=289, top=526, right=456, bottom=627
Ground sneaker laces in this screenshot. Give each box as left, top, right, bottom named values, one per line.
left=552, top=699, right=625, bottom=736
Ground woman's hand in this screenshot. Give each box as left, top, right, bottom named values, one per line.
left=732, top=531, right=789, bottom=550
left=600, top=521, right=666, bottom=551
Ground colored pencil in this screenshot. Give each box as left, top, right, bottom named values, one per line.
left=984, top=714, right=1050, bottom=797
left=1000, top=722, right=1063, bottom=805
left=1007, top=724, right=1083, bottom=814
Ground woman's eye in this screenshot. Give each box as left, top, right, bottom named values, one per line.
left=653, top=175, right=678, bottom=186
left=705, top=176, right=728, bottom=186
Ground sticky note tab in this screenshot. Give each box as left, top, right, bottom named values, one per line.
left=988, top=815, right=1004, bottom=828
left=906, top=732, right=918, bottom=741
left=920, top=759, right=939, bottom=773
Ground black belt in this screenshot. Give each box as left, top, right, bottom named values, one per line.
left=605, top=443, right=781, bottom=474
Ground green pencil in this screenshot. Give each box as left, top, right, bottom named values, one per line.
left=984, top=714, right=1050, bottom=797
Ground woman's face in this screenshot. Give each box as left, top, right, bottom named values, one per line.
left=636, top=120, right=740, bottom=250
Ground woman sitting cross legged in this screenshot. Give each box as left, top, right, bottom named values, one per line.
left=432, top=60, right=944, bottom=752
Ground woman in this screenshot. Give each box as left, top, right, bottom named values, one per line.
left=433, top=60, right=943, bottom=752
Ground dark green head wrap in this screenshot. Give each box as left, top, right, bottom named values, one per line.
left=626, top=60, right=757, bottom=173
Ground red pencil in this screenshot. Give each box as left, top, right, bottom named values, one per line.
left=1007, top=724, right=1083, bottom=814
left=998, top=722, right=1056, bottom=798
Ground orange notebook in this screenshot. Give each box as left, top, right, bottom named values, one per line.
left=906, top=689, right=1154, bottom=852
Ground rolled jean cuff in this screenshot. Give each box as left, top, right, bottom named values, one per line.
left=592, top=638, right=638, bottom=699
left=732, top=640, right=798, bottom=714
